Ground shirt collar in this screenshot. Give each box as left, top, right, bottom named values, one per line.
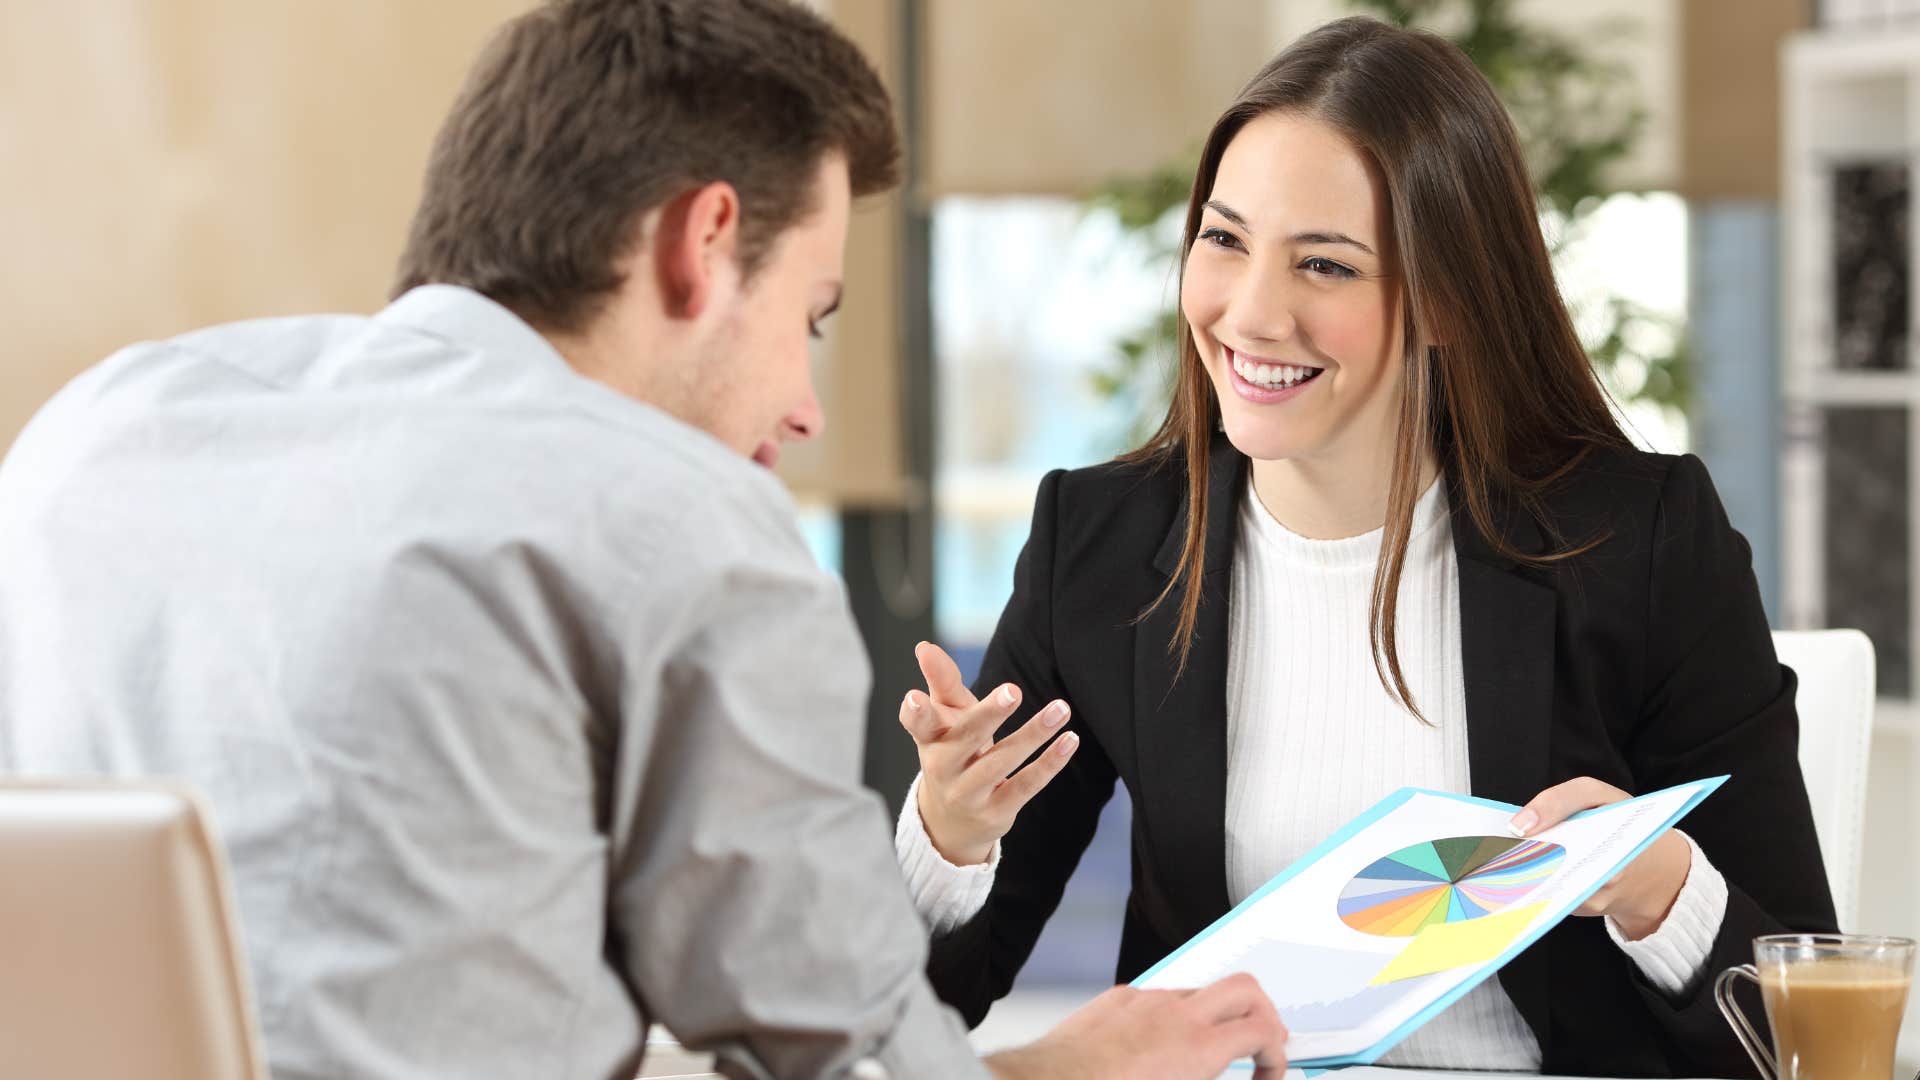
left=375, top=284, right=575, bottom=377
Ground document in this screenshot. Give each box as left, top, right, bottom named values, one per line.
left=1136, top=777, right=1725, bottom=1070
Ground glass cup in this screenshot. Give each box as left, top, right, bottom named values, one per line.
left=1715, top=933, right=1914, bottom=1079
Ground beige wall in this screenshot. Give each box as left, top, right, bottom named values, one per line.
left=922, top=0, right=1271, bottom=197
left=0, top=1, right=535, bottom=448
left=0, top=2, right=1805, bottom=499
left=1272, top=0, right=1804, bottom=199
left=924, top=0, right=1802, bottom=203
left=775, top=0, right=910, bottom=505
left=1681, top=0, right=1805, bottom=199
left=0, top=0, right=913, bottom=505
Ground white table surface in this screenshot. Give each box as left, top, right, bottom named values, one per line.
left=650, top=991, right=1920, bottom=1080
left=1231, top=1072, right=1722, bottom=1080
left=644, top=1022, right=1726, bottom=1080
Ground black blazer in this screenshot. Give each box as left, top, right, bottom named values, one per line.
left=924, top=440, right=1837, bottom=1078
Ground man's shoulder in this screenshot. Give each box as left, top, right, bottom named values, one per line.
left=541, top=408, right=832, bottom=613
left=604, top=437, right=816, bottom=565
left=169, top=310, right=371, bottom=368
left=12, top=304, right=822, bottom=593
left=34, top=312, right=363, bottom=412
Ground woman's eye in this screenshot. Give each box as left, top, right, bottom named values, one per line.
left=1198, top=227, right=1244, bottom=252
left=1302, top=256, right=1357, bottom=279
left=807, top=320, right=824, bottom=341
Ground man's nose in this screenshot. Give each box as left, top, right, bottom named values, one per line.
left=781, top=388, right=824, bottom=443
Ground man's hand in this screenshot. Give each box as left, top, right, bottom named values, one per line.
left=982, top=974, right=1288, bottom=1080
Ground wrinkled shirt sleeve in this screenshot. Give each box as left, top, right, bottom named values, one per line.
left=606, top=531, right=991, bottom=1080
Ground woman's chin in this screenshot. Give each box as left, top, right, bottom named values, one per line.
left=1219, top=422, right=1307, bottom=464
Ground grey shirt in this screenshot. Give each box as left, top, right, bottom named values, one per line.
left=0, top=285, right=985, bottom=1080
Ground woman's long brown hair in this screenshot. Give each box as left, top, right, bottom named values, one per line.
left=1127, top=16, right=1630, bottom=719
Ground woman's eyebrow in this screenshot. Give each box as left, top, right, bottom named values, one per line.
left=1203, top=200, right=1376, bottom=256
left=1204, top=199, right=1252, bottom=229
left=1291, top=230, right=1376, bottom=256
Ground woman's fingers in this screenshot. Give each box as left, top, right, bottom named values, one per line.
left=905, top=678, right=1025, bottom=784
left=897, top=689, right=947, bottom=745
left=990, top=728, right=1079, bottom=810
left=903, top=673, right=1030, bottom=756
left=974, top=699, right=1070, bottom=774
left=1509, top=776, right=1630, bottom=836
left=945, top=681, right=1023, bottom=751
left=914, top=640, right=977, bottom=709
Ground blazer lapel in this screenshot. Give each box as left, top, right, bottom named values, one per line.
left=1130, top=449, right=1562, bottom=1046
left=1134, top=440, right=1245, bottom=934
left=1451, top=482, right=1558, bottom=1044
left=1452, top=490, right=1556, bottom=805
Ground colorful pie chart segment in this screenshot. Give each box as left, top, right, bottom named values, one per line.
left=1338, top=835, right=1565, bottom=937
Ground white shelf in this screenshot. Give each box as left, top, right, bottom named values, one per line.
left=1781, top=25, right=1920, bottom=660
left=1789, top=23, right=1920, bottom=79
left=1782, top=30, right=1920, bottom=992
left=1786, top=369, right=1920, bottom=404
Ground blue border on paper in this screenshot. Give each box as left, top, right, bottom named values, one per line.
left=1133, top=775, right=1728, bottom=1072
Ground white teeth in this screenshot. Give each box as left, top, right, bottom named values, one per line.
left=1233, top=351, right=1321, bottom=389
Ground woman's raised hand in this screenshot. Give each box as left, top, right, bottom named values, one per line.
left=898, top=641, right=1079, bottom=865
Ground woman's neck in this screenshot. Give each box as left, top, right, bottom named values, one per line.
left=1249, top=447, right=1439, bottom=540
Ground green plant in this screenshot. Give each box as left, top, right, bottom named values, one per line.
left=1085, top=163, right=1194, bottom=447
left=1086, top=0, right=1691, bottom=450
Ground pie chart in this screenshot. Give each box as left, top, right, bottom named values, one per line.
left=1338, top=835, right=1564, bottom=937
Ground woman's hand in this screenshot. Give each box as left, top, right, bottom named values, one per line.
left=1508, top=777, right=1692, bottom=940
left=897, top=641, right=1079, bottom=866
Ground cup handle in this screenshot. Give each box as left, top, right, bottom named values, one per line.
left=1714, top=964, right=1778, bottom=1080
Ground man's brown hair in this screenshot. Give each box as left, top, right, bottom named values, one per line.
left=393, top=0, right=901, bottom=333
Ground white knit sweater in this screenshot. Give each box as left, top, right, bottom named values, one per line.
left=897, top=476, right=1728, bottom=1068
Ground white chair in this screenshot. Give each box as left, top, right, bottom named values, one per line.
left=0, top=780, right=267, bottom=1080
left=1772, top=628, right=1876, bottom=929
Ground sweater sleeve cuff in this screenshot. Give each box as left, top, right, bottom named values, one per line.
left=894, top=773, right=999, bottom=936
left=1605, top=830, right=1728, bottom=998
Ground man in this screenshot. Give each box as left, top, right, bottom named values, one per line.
left=0, top=1, right=1285, bottom=1078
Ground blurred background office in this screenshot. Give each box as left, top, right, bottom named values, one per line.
left=2, top=0, right=1917, bottom=1067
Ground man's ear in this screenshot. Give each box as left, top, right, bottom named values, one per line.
left=653, top=180, right=742, bottom=320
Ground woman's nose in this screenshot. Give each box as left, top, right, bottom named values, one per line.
left=1225, top=262, right=1299, bottom=349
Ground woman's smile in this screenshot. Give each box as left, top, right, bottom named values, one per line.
left=1225, top=344, right=1328, bottom=404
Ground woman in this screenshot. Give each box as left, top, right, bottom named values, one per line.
left=890, top=16, right=1834, bottom=1078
